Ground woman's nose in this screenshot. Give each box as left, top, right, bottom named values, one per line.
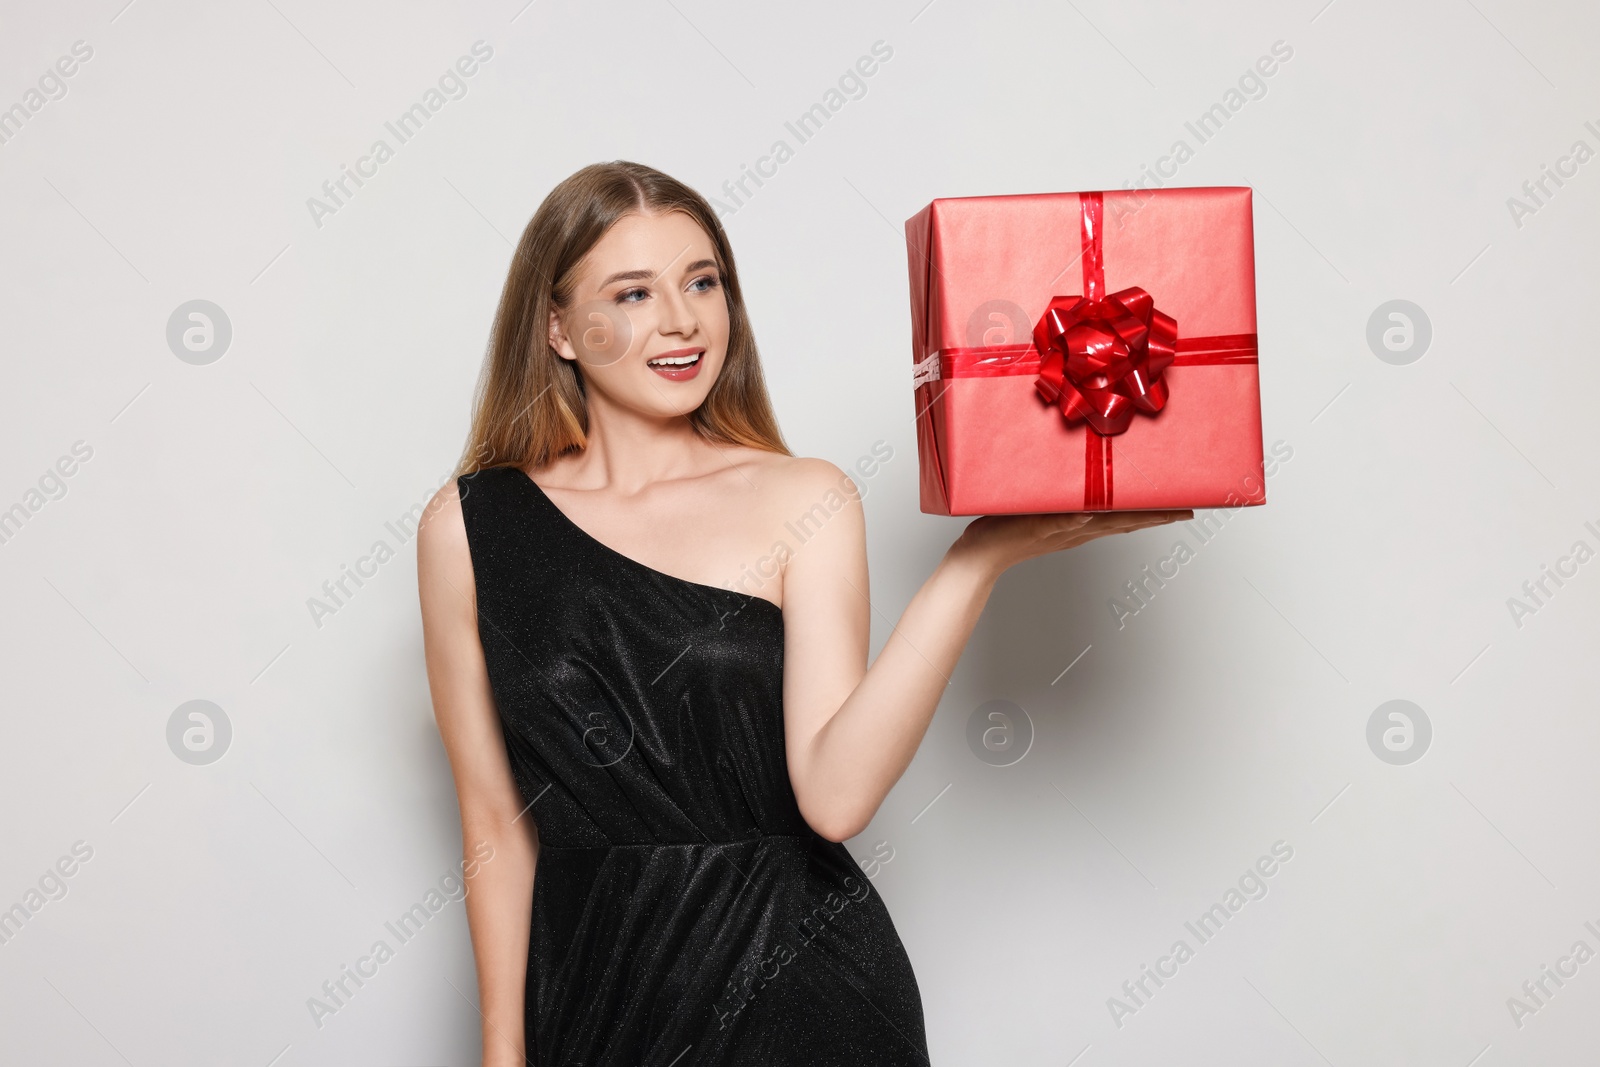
left=657, top=287, right=698, bottom=336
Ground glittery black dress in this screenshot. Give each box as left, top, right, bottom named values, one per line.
left=456, top=465, right=929, bottom=1065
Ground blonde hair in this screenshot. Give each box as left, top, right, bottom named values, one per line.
left=455, top=160, right=790, bottom=477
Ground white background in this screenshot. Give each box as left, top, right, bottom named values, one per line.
left=2, top=1, right=1597, bottom=1064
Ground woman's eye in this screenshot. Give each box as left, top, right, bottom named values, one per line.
left=617, top=288, right=647, bottom=303
left=689, top=275, right=720, bottom=293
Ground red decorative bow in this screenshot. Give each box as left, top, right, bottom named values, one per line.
left=1030, top=190, right=1178, bottom=437
left=1032, top=287, right=1178, bottom=436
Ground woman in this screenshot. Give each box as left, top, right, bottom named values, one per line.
left=417, top=160, right=1188, bottom=1065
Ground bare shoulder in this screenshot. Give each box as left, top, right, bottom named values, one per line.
left=416, top=476, right=472, bottom=586
left=730, top=451, right=864, bottom=524
left=727, top=456, right=866, bottom=598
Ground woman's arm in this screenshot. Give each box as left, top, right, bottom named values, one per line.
left=418, top=483, right=539, bottom=1067
left=780, top=459, right=1189, bottom=842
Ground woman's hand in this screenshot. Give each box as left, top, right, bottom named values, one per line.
left=949, top=508, right=1194, bottom=583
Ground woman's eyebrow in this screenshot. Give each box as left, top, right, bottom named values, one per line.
left=597, top=268, right=654, bottom=287
left=597, top=259, right=719, bottom=288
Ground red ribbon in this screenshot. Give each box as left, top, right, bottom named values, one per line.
left=920, top=191, right=1258, bottom=509
left=1032, top=193, right=1177, bottom=438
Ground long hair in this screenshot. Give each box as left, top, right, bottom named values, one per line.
left=454, top=160, right=791, bottom=477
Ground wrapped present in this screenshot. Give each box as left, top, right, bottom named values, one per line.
left=904, top=187, right=1264, bottom=514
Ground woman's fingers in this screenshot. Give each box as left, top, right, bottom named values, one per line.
left=1081, top=509, right=1191, bottom=530
left=977, top=509, right=1200, bottom=564
left=1056, top=509, right=1192, bottom=546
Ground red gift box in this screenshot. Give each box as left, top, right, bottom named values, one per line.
left=904, top=187, right=1265, bottom=515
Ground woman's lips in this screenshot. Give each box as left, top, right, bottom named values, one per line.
left=646, top=349, right=704, bottom=381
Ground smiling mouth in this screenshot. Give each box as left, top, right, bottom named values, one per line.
left=647, top=351, right=702, bottom=367
left=646, top=349, right=704, bottom=380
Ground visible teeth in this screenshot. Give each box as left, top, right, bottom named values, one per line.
left=649, top=353, right=700, bottom=366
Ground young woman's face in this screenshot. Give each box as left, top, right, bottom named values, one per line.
left=550, top=208, right=730, bottom=418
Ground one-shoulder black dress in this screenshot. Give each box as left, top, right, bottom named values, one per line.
left=456, top=465, right=929, bottom=1065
